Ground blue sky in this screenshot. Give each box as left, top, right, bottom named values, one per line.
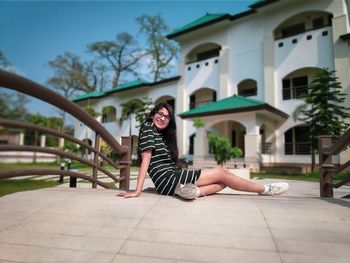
left=0, top=0, right=256, bottom=118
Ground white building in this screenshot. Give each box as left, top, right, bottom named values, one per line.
left=73, top=0, right=350, bottom=172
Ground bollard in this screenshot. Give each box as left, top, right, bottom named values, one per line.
left=66, top=160, right=77, bottom=188
left=69, top=167, right=78, bottom=188
left=59, top=162, right=65, bottom=183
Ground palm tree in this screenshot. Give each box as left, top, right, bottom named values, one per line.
left=120, top=99, right=144, bottom=137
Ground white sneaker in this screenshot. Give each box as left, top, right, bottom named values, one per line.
left=174, top=183, right=200, bottom=200
left=260, top=182, right=289, bottom=196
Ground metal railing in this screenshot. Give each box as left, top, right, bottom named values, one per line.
left=319, top=128, right=350, bottom=198
left=282, top=85, right=309, bottom=100
left=0, top=70, right=131, bottom=190
left=261, top=142, right=272, bottom=154
left=285, top=142, right=311, bottom=155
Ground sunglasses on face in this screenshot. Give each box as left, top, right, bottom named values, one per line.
left=156, top=111, right=171, bottom=121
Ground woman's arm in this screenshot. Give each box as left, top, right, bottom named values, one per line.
left=117, top=149, right=152, bottom=198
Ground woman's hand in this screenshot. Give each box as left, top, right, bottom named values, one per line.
left=117, top=191, right=141, bottom=198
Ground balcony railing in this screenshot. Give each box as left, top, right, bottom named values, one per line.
left=285, top=142, right=311, bottom=155
left=262, top=142, right=272, bottom=154
left=283, top=85, right=309, bottom=100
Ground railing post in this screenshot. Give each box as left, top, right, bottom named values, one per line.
left=120, top=137, right=131, bottom=190
left=92, top=133, right=100, bottom=189
left=319, top=135, right=334, bottom=197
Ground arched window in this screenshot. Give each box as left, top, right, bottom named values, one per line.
left=185, top=43, right=221, bottom=64
left=282, top=68, right=323, bottom=100
left=101, top=106, right=117, bottom=123
left=237, top=79, right=257, bottom=97
left=284, top=125, right=310, bottom=155
left=155, top=96, right=176, bottom=110
left=189, top=88, right=216, bottom=109
left=273, top=11, right=333, bottom=39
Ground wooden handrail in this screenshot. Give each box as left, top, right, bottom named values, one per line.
left=319, top=127, right=350, bottom=198
left=0, top=70, right=131, bottom=190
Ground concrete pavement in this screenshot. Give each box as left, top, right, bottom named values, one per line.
left=0, top=178, right=349, bottom=263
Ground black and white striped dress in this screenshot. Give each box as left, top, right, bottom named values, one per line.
left=138, top=122, right=201, bottom=195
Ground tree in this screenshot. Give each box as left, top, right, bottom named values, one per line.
left=293, top=68, right=350, bottom=172
left=0, top=51, right=11, bottom=70
left=207, top=132, right=243, bottom=166
left=0, top=91, right=29, bottom=121
left=120, top=99, right=145, bottom=137
left=193, top=118, right=205, bottom=129
left=0, top=51, right=29, bottom=121
left=136, top=15, right=179, bottom=82
left=47, top=52, right=108, bottom=128
left=47, top=52, right=108, bottom=97
left=88, top=32, right=143, bottom=87
left=24, top=114, right=63, bottom=147
left=135, top=96, right=153, bottom=126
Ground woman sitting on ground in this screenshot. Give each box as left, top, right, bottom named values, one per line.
left=118, top=103, right=289, bottom=199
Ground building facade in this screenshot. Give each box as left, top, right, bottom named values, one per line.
left=73, top=0, right=350, bottom=172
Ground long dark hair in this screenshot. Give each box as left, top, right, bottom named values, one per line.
left=138, top=102, right=182, bottom=168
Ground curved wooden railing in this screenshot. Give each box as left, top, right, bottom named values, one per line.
left=319, top=127, right=350, bottom=198
left=0, top=69, right=130, bottom=189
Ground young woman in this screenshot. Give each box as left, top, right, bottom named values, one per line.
left=117, top=103, right=289, bottom=199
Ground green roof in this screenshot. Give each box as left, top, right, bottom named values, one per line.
left=167, top=13, right=228, bottom=38
left=107, top=80, right=149, bottom=93
left=179, top=95, right=288, bottom=118
left=167, top=1, right=278, bottom=39
left=71, top=91, right=106, bottom=102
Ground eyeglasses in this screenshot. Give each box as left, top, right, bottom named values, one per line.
left=156, top=111, right=171, bottom=121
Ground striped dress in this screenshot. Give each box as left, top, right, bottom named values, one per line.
left=138, top=122, right=201, bottom=195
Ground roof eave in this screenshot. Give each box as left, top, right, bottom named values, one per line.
left=179, top=104, right=288, bottom=119
left=249, top=0, right=280, bottom=10
left=340, top=33, right=350, bottom=41
left=167, top=14, right=231, bottom=40
left=106, top=83, right=148, bottom=94
left=229, top=9, right=256, bottom=21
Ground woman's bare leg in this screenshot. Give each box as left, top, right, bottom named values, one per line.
left=198, top=183, right=226, bottom=196
left=196, top=167, right=264, bottom=194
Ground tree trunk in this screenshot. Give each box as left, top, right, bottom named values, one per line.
left=311, top=148, right=315, bottom=172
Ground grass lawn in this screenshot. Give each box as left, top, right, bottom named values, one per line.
left=0, top=178, right=61, bottom=197
left=252, top=172, right=349, bottom=183
left=0, top=162, right=135, bottom=197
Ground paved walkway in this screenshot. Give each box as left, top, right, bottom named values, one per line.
left=0, top=178, right=349, bottom=263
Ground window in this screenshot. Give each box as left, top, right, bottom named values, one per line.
left=212, top=91, right=217, bottom=102
left=167, top=99, right=175, bottom=110
left=189, top=95, right=196, bottom=110
left=102, top=106, right=116, bottom=123
left=189, top=134, right=195, bottom=155
left=238, top=80, right=257, bottom=97
left=313, top=17, right=324, bottom=29
left=197, top=48, right=221, bottom=61
left=282, top=76, right=308, bottom=100
left=281, top=23, right=305, bottom=38
left=285, top=126, right=310, bottom=155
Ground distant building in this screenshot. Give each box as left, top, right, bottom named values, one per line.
left=73, top=0, right=350, bottom=172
